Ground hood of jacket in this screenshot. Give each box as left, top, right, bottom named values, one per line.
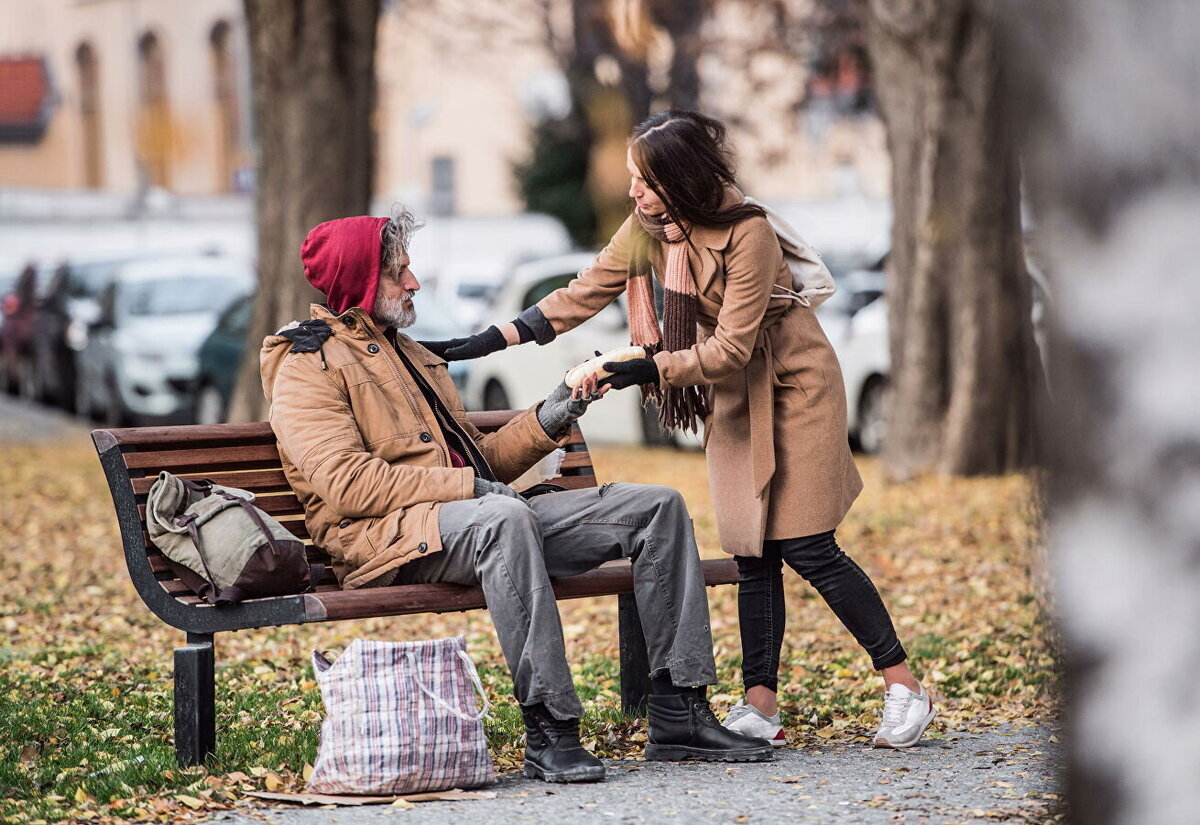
left=300, top=216, right=390, bottom=315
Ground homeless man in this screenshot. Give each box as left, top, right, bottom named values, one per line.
left=259, top=210, right=774, bottom=783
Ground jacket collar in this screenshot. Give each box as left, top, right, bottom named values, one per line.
left=309, top=302, right=446, bottom=367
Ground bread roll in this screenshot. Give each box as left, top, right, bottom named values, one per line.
left=564, top=346, right=646, bottom=389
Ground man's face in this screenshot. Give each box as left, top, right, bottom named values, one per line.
left=372, top=250, right=420, bottom=328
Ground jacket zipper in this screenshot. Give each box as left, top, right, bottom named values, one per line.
left=360, top=318, right=453, bottom=468
left=391, top=344, right=497, bottom=481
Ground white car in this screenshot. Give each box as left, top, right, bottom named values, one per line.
left=817, top=295, right=889, bottom=454
left=460, top=253, right=699, bottom=447
left=76, top=254, right=255, bottom=426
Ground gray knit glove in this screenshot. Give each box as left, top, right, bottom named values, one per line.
left=536, top=381, right=596, bottom=439
left=473, top=477, right=525, bottom=500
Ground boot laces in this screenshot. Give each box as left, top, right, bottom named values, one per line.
left=540, top=715, right=580, bottom=742
left=693, top=697, right=720, bottom=726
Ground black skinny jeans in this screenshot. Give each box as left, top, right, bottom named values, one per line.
left=737, top=530, right=907, bottom=692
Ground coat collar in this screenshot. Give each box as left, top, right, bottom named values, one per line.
left=308, top=303, right=446, bottom=366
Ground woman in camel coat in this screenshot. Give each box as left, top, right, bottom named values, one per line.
left=424, top=110, right=934, bottom=750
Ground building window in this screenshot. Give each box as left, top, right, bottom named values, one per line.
left=75, top=42, right=103, bottom=188
left=430, top=155, right=456, bottom=217
left=210, top=20, right=241, bottom=193
left=137, top=31, right=171, bottom=189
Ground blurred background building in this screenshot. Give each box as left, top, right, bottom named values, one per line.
left=0, top=0, right=894, bottom=441
left=0, top=0, right=888, bottom=212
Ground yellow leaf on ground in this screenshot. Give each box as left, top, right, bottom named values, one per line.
left=264, top=772, right=284, bottom=790
left=74, top=786, right=87, bottom=804
left=176, top=795, right=204, bottom=810
left=303, top=763, right=315, bottom=782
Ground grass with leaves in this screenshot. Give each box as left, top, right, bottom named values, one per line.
left=0, top=438, right=1058, bottom=823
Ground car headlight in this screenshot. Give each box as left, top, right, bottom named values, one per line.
left=66, top=321, right=89, bottom=351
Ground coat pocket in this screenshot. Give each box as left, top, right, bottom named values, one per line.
left=331, top=517, right=373, bottom=569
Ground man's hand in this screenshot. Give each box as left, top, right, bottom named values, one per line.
left=473, top=477, right=527, bottom=502
left=599, top=357, right=659, bottom=390
left=536, top=380, right=603, bottom=439
left=419, top=325, right=507, bottom=361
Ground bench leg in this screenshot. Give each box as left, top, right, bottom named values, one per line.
left=618, top=593, right=650, bottom=716
left=174, top=633, right=215, bottom=766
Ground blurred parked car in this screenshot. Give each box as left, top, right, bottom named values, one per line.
left=189, top=294, right=475, bottom=424
left=460, top=253, right=696, bottom=448
left=75, top=255, right=255, bottom=426
left=32, top=256, right=139, bottom=410
left=0, top=262, right=48, bottom=398
left=817, top=294, right=889, bottom=455
left=815, top=249, right=1049, bottom=456
left=0, top=266, right=24, bottom=379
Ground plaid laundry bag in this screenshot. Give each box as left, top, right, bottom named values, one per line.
left=307, top=636, right=495, bottom=794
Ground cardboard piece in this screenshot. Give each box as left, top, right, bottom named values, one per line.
left=245, top=789, right=497, bottom=807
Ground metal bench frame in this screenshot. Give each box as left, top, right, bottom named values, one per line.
left=92, top=411, right=737, bottom=766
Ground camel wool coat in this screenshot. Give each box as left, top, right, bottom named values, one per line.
left=535, top=210, right=863, bottom=557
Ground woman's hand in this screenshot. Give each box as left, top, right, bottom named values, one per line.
left=419, top=325, right=508, bottom=361
left=598, top=357, right=659, bottom=390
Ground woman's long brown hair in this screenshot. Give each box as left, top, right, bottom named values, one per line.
left=627, top=109, right=765, bottom=273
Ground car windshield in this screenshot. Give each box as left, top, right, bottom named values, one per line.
left=69, top=261, right=125, bottom=298
left=123, top=277, right=248, bottom=317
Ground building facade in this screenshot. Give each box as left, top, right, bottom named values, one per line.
left=0, top=0, right=888, bottom=213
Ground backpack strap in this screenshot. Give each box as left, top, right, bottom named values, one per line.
left=174, top=512, right=222, bottom=605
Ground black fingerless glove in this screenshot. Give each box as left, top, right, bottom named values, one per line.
left=419, top=325, right=507, bottom=361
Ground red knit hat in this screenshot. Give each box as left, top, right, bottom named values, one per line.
left=300, top=216, right=390, bottom=315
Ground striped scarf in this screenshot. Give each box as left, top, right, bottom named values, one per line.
left=628, top=210, right=710, bottom=433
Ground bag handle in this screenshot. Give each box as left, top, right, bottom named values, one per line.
left=404, top=649, right=491, bottom=722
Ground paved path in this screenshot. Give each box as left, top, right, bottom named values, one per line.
left=0, top=394, right=90, bottom=444
left=212, top=726, right=1061, bottom=825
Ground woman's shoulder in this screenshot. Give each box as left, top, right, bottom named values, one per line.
left=698, top=211, right=773, bottom=252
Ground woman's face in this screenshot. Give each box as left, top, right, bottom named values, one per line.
left=627, top=148, right=667, bottom=218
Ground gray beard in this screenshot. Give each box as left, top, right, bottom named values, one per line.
left=372, top=295, right=416, bottom=329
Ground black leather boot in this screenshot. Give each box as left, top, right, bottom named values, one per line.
left=646, top=689, right=774, bottom=762
left=521, top=703, right=606, bottom=783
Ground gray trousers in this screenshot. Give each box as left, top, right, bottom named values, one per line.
left=397, top=483, right=717, bottom=720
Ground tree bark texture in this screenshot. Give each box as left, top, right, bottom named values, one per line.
left=228, top=0, right=380, bottom=423
left=1002, top=2, right=1200, bottom=823
left=568, top=0, right=651, bottom=243
left=864, top=0, right=1040, bottom=478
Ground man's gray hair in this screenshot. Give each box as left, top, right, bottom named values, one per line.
left=381, top=205, right=423, bottom=274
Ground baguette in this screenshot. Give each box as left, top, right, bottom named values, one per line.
left=564, top=345, right=646, bottom=389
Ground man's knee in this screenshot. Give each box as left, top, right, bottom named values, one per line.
left=606, top=482, right=687, bottom=514
left=475, top=494, right=540, bottom=533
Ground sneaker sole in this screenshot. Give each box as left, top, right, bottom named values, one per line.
left=523, top=760, right=607, bottom=783
left=724, top=720, right=787, bottom=748
left=874, top=704, right=937, bottom=749
left=644, top=743, right=775, bottom=763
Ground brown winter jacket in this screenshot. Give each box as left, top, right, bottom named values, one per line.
left=261, top=304, right=566, bottom=589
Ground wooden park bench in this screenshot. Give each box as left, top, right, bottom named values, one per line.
left=92, top=410, right=739, bottom=766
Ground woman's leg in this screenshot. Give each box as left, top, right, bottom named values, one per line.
left=736, top=542, right=785, bottom=715
left=778, top=530, right=917, bottom=688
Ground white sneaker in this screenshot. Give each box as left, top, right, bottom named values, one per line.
left=723, top=700, right=786, bottom=748
left=874, top=683, right=935, bottom=748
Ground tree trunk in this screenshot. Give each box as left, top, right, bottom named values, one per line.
left=649, top=0, right=706, bottom=111
left=1002, top=2, right=1200, bottom=823
left=566, top=0, right=652, bottom=243
left=864, top=0, right=1040, bottom=478
left=228, top=0, right=380, bottom=423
